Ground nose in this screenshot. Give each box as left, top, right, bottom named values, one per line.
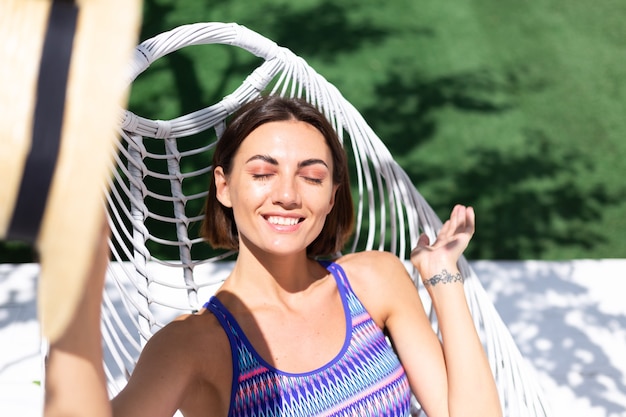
left=272, top=175, right=300, bottom=208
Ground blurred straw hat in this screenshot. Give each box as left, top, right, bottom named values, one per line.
left=0, top=0, right=141, bottom=342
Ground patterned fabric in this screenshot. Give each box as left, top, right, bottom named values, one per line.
left=204, top=261, right=411, bottom=417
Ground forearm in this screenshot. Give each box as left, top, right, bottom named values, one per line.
left=44, top=227, right=112, bottom=417
left=425, top=268, right=502, bottom=417
left=46, top=337, right=111, bottom=417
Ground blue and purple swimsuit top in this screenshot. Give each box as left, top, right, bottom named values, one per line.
left=204, top=261, right=411, bottom=417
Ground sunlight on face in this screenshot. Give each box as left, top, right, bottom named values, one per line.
left=216, top=120, right=338, bottom=256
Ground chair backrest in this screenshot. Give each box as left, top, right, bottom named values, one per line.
left=104, top=22, right=550, bottom=416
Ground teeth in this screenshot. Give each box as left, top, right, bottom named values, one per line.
left=267, top=216, right=300, bottom=226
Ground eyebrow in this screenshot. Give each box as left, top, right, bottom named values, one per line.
left=245, top=155, right=329, bottom=169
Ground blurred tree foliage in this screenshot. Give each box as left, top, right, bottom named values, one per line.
left=2, top=0, right=625, bottom=261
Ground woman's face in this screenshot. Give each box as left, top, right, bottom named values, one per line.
left=214, top=120, right=338, bottom=257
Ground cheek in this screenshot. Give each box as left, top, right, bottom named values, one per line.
left=312, top=188, right=337, bottom=216
left=234, top=182, right=270, bottom=207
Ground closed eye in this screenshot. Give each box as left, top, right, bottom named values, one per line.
left=252, top=173, right=273, bottom=181
left=302, top=176, right=324, bottom=185
left=298, top=164, right=328, bottom=186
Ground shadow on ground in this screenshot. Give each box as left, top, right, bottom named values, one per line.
left=474, top=261, right=626, bottom=415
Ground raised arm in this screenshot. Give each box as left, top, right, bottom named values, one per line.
left=44, top=219, right=112, bottom=417
left=43, top=221, right=206, bottom=417
left=352, top=205, right=501, bottom=417
left=409, top=204, right=501, bottom=417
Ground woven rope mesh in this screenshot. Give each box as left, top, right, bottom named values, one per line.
left=103, top=22, right=549, bottom=416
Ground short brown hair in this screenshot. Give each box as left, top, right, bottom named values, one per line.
left=202, top=95, right=354, bottom=257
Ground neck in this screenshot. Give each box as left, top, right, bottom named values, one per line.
left=227, top=244, right=326, bottom=303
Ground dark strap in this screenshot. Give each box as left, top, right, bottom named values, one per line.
left=7, top=0, right=79, bottom=243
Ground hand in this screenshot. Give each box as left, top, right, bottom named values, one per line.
left=410, top=204, right=475, bottom=273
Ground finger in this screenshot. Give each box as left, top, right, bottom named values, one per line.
left=466, top=206, right=475, bottom=234
left=455, top=204, right=466, bottom=231
left=417, top=233, right=430, bottom=247
left=410, top=233, right=430, bottom=256
left=445, top=205, right=461, bottom=234
left=439, top=219, right=451, bottom=237
left=439, top=206, right=460, bottom=240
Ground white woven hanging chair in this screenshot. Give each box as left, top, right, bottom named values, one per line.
left=103, top=22, right=549, bottom=417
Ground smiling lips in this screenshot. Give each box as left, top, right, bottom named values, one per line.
left=265, top=215, right=302, bottom=227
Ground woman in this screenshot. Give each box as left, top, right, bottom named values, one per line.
left=45, top=96, right=502, bottom=417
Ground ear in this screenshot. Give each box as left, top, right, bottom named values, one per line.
left=214, top=166, right=232, bottom=208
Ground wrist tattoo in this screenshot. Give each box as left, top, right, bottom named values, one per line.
left=422, top=269, right=464, bottom=288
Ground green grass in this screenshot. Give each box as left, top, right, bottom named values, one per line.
left=2, top=0, right=624, bottom=261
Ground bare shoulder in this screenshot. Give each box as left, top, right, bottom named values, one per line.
left=151, top=310, right=231, bottom=371
left=114, top=308, right=232, bottom=416
left=150, top=310, right=225, bottom=347
left=335, top=250, right=411, bottom=286
left=130, top=308, right=232, bottom=390
left=333, top=251, right=417, bottom=327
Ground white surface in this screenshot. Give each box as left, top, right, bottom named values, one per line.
left=0, top=263, right=43, bottom=417
left=472, top=260, right=626, bottom=417
left=1, top=260, right=625, bottom=416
